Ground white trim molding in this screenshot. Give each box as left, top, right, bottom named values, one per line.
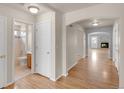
left=67, top=61, right=78, bottom=72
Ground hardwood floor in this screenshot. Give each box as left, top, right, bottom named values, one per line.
left=5, top=48, right=119, bottom=89
left=15, top=58, right=31, bottom=80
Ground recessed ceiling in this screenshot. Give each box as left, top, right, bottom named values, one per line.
left=48, top=3, right=99, bottom=13
left=77, top=18, right=115, bottom=29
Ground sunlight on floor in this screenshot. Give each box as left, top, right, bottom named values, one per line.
left=92, top=51, right=97, bottom=62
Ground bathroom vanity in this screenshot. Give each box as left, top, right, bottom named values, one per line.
left=27, top=52, right=32, bottom=68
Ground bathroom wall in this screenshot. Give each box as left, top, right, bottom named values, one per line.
left=14, top=31, right=26, bottom=57
left=27, top=25, right=33, bottom=52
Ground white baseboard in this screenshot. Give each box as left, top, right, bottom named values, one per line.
left=67, top=61, right=78, bottom=71
left=50, top=74, right=63, bottom=81
left=63, top=72, right=68, bottom=77
left=50, top=77, right=56, bottom=81
left=67, top=57, right=86, bottom=72
left=56, top=74, right=63, bottom=80
left=4, top=81, right=15, bottom=87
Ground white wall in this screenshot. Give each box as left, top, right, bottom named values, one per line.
left=27, top=25, right=33, bottom=51
left=65, top=4, right=124, bottom=25
left=113, top=22, right=119, bottom=70
left=0, top=5, right=34, bottom=23
left=117, top=18, right=124, bottom=88
left=55, top=12, right=63, bottom=79
left=66, top=24, right=85, bottom=71
left=0, top=5, right=35, bottom=84
left=64, top=4, right=124, bottom=88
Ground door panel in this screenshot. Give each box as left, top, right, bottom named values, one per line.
left=36, top=20, right=51, bottom=78
left=0, top=16, right=6, bottom=88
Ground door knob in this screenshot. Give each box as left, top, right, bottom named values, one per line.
left=47, top=52, right=50, bottom=54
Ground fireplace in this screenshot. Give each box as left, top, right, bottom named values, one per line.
left=101, top=42, right=109, bottom=48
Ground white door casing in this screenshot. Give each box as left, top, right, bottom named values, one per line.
left=113, top=22, right=119, bottom=70
left=0, top=16, right=7, bottom=88
left=36, top=19, right=51, bottom=78
left=12, top=19, right=34, bottom=82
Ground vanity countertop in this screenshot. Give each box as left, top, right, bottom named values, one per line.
left=27, top=51, right=32, bottom=54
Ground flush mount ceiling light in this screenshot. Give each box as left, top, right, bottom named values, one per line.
left=92, top=22, right=99, bottom=26
left=28, top=6, right=39, bottom=14
left=92, top=19, right=100, bottom=26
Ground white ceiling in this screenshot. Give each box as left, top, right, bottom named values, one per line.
left=0, top=3, right=51, bottom=14
left=76, top=18, right=115, bottom=29
left=0, top=3, right=99, bottom=14
left=48, top=3, right=99, bottom=13
left=0, top=3, right=115, bottom=28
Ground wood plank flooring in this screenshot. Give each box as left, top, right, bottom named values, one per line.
left=5, top=48, right=119, bottom=89
left=15, top=58, right=31, bottom=80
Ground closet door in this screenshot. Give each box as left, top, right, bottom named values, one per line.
left=36, top=19, right=51, bottom=78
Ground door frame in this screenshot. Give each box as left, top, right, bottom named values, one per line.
left=12, top=18, right=35, bottom=81
left=0, top=16, right=7, bottom=87
left=113, top=21, right=120, bottom=70
left=4, top=17, right=7, bottom=87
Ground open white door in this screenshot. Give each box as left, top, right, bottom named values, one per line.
left=0, top=16, right=7, bottom=88
left=36, top=19, right=51, bottom=78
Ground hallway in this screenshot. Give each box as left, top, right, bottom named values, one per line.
left=5, top=49, right=119, bottom=89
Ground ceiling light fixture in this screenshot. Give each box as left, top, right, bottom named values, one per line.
left=28, top=6, right=39, bottom=14
left=92, top=22, right=99, bottom=26
left=92, top=20, right=100, bottom=26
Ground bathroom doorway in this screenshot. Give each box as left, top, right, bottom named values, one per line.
left=13, top=20, right=34, bottom=81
